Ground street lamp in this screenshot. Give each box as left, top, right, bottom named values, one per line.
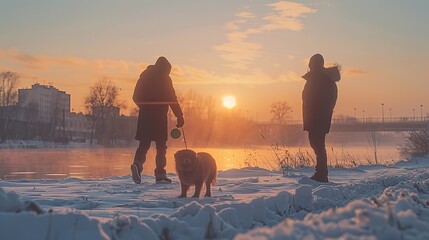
left=389, top=108, right=392, bottom=120
left=413, top=108, right=415, bottom=120
left=381, top=103, right=385, bottom=122
left=362, top=109, right=365, bottom=122
left=421, top=104, right=423, bottom=120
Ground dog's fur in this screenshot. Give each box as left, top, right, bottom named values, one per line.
left=174, top=149, right=217, bottom=198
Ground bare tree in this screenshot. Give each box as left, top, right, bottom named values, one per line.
left=367, top=131, right=380, bottom=164
left=181, top=89, right=204, bottom=121
left=84, top=78, right=121, bottom=145
left=399, top=130, right=429, bottom=159
left=0, top=71, right=20, bottom=142
left=270, top=101, right=291, bottom=125
left=205, top=95, right=217, bottom=143
left=0, top=71, right=20, bottom=106
left=177, top=90, right=205, bottom=145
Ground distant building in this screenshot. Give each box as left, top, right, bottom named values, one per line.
left=64, top=112, right=92, bottom=141
left=91, top=106, right=120, bottom=119
left=18, top=83, right=70, bottom=123
left=14, top=83, right=93, bottom=141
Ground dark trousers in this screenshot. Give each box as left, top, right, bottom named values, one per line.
left=308, top=131, right=328, bottom=176
left=133, top=139, right=167, bottom=178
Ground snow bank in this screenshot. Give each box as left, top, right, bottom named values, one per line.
left=237, top=179, right=429, bottom=240
left=0, top=211, right=110, bottom=240
left=0, top=188, right=43, bottom=214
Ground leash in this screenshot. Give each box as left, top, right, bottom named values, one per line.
left=181, top=127, right=188, bottom=149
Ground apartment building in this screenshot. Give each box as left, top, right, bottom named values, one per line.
left=18, top=83, right=70, bottom=123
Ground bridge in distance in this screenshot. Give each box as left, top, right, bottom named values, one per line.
left=257, top=117, right=429, bottom=132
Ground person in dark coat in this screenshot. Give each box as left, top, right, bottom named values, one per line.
left=131, top=56, right=184, bottom=184
left=302, top=53, right=340, bottom=182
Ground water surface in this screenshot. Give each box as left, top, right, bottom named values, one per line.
left=0, top=145, right=400, bottom=180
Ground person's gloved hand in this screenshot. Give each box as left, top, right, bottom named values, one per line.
left=176, top=115, right=185, bottom=128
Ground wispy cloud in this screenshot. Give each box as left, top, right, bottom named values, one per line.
left=1, top=48, right=306, bottom=87
left=0, top=49, right=142, bottom=77
left=261, top=1, right=317, bottom=31
left=343, top=68, right=368, bottom=77
left=0, top=49, right=88, bottom=70
left=215, top=1, right=316, bottom=70
left=214, top=31, right=262, bottom=70
left=171, top=65, right=220, bottom=84
left=0, top=48, right=231, bottom=88
left=224, top=11, right=257, bottom=31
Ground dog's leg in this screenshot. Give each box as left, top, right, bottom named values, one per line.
left=204, top=181, right=211, bottom=197
left=192, top=181, right=203, bottom=198
left=179, top=182, right=189, bottom=198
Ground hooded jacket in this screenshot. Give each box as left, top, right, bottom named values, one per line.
left=302, top=66, right=340, bottom=133
left=133, top=57, right=183, bottom=141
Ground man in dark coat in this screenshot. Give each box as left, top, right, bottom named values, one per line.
left=302, top=53, right=340, bottom=182
left=131, top=56, right=184, bottom=184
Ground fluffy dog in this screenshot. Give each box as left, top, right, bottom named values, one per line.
left=174, top=149, right=217, bottom=198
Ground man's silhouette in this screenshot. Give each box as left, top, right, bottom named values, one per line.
left=302, top=54, right=340, bottom=182
left=131, top=56, right=184, bottom=184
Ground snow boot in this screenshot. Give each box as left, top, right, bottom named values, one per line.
left=155, top=168, right=171, bottom=184
left=155, top=176, right=172, bottom=184
left=310, top=172, right=329, bottom=182
left=131, top=163, right=142, bottom=184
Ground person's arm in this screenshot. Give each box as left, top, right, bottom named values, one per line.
left=171, top=102, right=184, bottom=128
left=167, top=78, right=184, bottom=127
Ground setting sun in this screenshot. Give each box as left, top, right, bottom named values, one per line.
left=222, top=96, right=236, bottom=109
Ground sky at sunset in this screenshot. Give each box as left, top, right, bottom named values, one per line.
left=0, top=0, right=428, bottom=121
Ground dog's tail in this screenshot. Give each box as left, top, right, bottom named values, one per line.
left=209, top=154, right=217, bottom=186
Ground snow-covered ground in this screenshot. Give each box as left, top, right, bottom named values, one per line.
left=1, top=157, right=429, bottom=239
